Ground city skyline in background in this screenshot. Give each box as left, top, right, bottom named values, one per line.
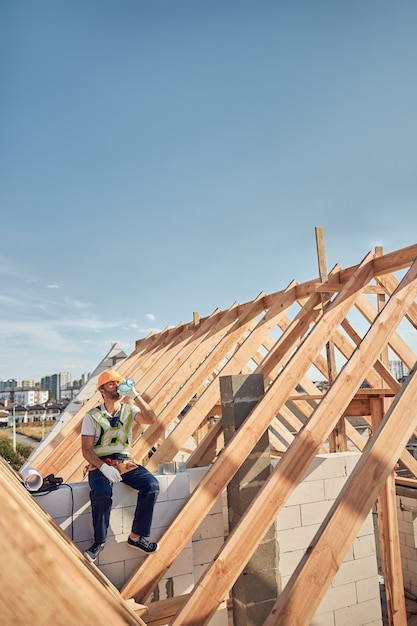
left=0, top=370, right=90, bottom=402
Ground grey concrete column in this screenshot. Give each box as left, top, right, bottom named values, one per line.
left=220, top=374, right=281, bottom=626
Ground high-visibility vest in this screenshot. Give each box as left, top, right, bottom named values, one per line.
left=88, top=404, right=134, bottom=458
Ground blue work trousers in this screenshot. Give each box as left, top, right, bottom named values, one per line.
left=88, top=465, right=159, bottom=544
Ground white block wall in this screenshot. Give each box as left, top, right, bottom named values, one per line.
left=275, top=453, right=382, bottom=626
left=36, top=454, right=382, bottom=626
left=397, top=491, right=417, bottom=597
left=36, top=467, right=228, bottom=626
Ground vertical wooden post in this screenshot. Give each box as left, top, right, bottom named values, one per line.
left=371, top=396, right=407, bottom=625
left=375, top=246, right=389, bottom=386
left=372, top=245, right=406, bottom=624
left=315, top=226, right=347, bottom=451
left=195, top=417, right=209, bottom=444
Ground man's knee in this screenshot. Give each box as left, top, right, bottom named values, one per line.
left=150, top=474, right=160, bottom=493
left=144, top=474, right=159, bottom=496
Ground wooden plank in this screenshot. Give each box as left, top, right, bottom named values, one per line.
left=315, top=284, right=387, bottom=294
left=186, top=418, right=224, bottom=467
left=166, top=257, right=417, bottom=625
left=377, top=272, right=417, bottom=331
left=372, top=243, right=417, bottom=275
left=270, top=416, right=296, bottom=446
left=294, top=243, right=417, bottom=300
left=344, top=419, right=369, bottom=451
left=372, top=262, right=408, bottom=626
left=0, top=459, right=146, bottom=626
left=315, top=226, right=339, bottom=395
left=268, top=427, right=288, bottom=454
left=131, top=593, right=227, bottom=626
left=264, top=365, right=417, bottom=626
left=355, top=292, right=417, bottom=372
left=395, top=476, right=417, bottom=488
left=339, top=244, right=417, bottom=285
left=371, top=396, right=407, bottom=625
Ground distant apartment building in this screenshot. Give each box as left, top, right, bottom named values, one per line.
left=0, top=379, right=35, bottom=391
left=21, top=379, right=35, bottom=388
left=0, top=379, right=48, bottom=404
left=1, top=371, right=90, bottom=403
left=389, top=360, right=410, bottom=381
left=41, top=372, right=71, bottom=400
left=0, top=389, right=49, bottom=405
left=0, top=379, right=19, bottom=391
left=61, top=372, right=90, bottom=400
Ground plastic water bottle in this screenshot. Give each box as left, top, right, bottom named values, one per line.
left=117, top=378, right=135, bottom=394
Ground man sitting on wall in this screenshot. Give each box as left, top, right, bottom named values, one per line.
left=81, top=369, right=160, bottom=562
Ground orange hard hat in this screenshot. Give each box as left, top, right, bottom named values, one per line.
left=97, top=370, right=125, bottom=389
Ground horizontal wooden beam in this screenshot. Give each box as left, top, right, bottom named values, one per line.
left=288, top=389, right=397, bottom=417
left=131, top=593, right=228, bottom=625
left=315, top=284, right=388, bottom=295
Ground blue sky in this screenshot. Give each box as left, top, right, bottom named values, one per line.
left=1, top=0, right=417, bottom=382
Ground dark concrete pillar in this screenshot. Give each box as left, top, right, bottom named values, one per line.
left=220, top=374, right=281, bottom=626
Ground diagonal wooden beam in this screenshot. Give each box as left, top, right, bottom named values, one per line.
left=377, top=272, right=417, bottom=330
left=0, top=459, right=146, bottom=626
left=355, top=291, right=417, bottom=372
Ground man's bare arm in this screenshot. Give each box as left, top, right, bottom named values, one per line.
left=81, top=434, right=106, bottom=469
left=133, top=394, right=157, bottom=424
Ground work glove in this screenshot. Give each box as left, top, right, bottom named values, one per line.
left=124, top=386, right=139, bottom=399
left=99, top=463, right=122, bottom=483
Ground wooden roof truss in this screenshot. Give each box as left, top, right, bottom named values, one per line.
left=20, top=242, right=417, bottom=624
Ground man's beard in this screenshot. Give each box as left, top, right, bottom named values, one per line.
left=105, top=389, right=120, bottom=401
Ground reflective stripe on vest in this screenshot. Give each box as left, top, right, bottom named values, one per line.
left=88, top=404, right=134, bottom=458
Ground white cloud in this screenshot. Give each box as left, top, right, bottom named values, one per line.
left=65, top=297, right=91, bottom=310
left=146, top=313, right=156, bottom=321
left=0, top=277, right=162, bottom=379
